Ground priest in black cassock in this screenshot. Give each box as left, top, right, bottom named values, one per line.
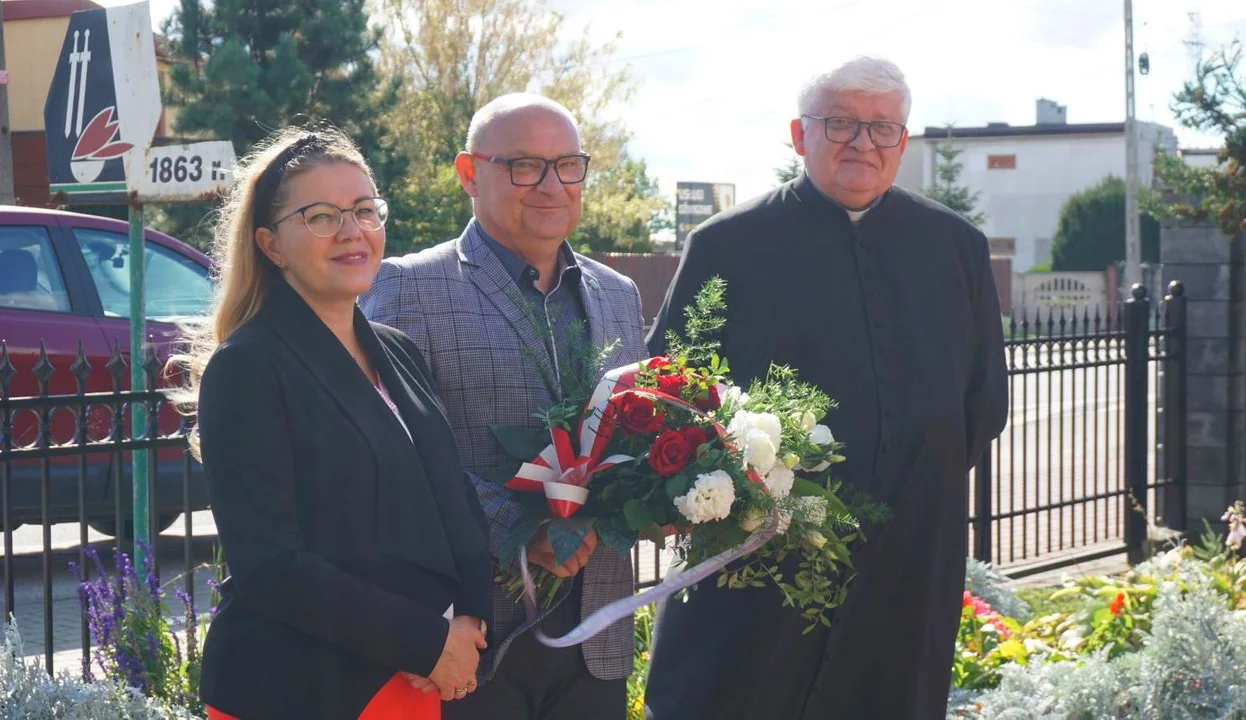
left=643, top=57, right=1008, bottom=720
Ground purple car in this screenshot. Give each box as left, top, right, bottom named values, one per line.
left=0, top=205, right=212, bottom=538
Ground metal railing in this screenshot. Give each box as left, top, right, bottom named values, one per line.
left=970, top=281, right=1186, bottom=576
left=0, top=339, right=204, bottom=674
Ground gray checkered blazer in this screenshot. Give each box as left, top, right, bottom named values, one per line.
left=358, top=220, right=648, bottom=682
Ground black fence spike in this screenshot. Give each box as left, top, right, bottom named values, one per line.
left=32, top=341, right=55, bottom=390
left=71, top=340, right=92, bottom=386
left=0, top=341, right=15, bottom=396
left=106, top=338, right=127, bottom=386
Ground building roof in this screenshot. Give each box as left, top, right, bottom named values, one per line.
left=2, top=0, right=102, bottom=22
left=914, top=122, right=1127, bottom=140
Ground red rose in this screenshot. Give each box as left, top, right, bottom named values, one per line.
left=693, top=383, right=721, bottom=412
left=657, top=373, right=687, bottom=398
left=614, top=392, right=664, bottom=435
left=681, top=426, right=710, bottom=457
left=647, top=356, right=671, bottom=370
left=648, top=430, right=691, bottom=476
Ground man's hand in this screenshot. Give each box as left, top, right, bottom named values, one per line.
left=527, top=526, right=597, bottom=578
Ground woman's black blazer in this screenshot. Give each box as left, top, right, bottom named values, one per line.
left=195, top=279, right=493, bottom=719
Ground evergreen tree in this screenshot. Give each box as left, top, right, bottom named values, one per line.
left=923, top=142, right=986, bottom=227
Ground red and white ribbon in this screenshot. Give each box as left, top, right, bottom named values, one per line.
left=504, top=364, right=642, bottom=517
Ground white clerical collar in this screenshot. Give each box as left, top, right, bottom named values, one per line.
left=805, top=173, right=887, bottom=223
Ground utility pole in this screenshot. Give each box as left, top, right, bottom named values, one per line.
left=0, top=2, right=16, bottom=205
left=1124, top=0, right=1141, bottom=289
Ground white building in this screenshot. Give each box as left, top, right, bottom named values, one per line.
left=1179, top=147, right=1223, bottom=169
left=894, top=99, right=1178, bottom=272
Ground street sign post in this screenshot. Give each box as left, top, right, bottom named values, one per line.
left=44, top=1, right=235, bottom=567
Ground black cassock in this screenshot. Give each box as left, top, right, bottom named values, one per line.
left=644, top=174, right=1008, bottom=720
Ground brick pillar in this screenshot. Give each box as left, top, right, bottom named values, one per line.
left=1161, top=221, right=1246, bottom=531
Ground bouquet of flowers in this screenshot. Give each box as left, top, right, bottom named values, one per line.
left=490, top=277, right=887, bottom=634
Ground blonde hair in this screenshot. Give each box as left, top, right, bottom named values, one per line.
left=171, top=126, right=373, bottom=458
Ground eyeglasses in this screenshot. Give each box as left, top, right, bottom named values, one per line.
left=269, top=197, right=390, bottom=237
left=467, top=152, right=591, bottom=186
left=802, top=115, right=907, bottom=148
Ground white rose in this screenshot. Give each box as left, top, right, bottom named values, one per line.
left=728, top=411, right=780, bottom=450
left=742, top=430, right=777, bottom=474
left=763, top=465, right=795, bottom=499
left=808, top=424, right=835, bottom=446
left=719, top=384, right=748, bottom=409
left=752, top=412, right=783, bottom=449
left=673, top=470, right=736, bottom=525
left=799, top=411, right=817, bottom=432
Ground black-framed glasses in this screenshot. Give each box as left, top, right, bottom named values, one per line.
left=269, top=197, right=389, bottom=237
left=467, top=152, right=591, bottom=186
left=802, top=115, right=907, bottom=148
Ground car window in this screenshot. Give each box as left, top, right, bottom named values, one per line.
left=0, top=226, right=72, bottom=312
left=71, top=228, right=212, bottom=322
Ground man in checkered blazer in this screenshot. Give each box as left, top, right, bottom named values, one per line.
left=359, top=93, right=648, bottom=719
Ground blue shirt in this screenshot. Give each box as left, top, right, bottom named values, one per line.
left=471, top=221, right=588, bottom=398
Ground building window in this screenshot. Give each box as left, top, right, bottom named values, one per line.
left=988, top=154, right=1017, bottom=170
left=989, top=238, right=1016, bottom=256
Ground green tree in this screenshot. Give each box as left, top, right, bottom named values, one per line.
left=1149, top=39, right=1246, bottom=237
left=1051, top=176, right=1160, bottom=271
left=923, top=142, right=986, bottom=227
left=376, top=0, right=665, bottom=255
left=774, top=142, right=802, bottom=184
left=157, top=0, right=399, bottom=248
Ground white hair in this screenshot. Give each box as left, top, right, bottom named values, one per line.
left=465, top=93, right=580, bottom=152
left=797, top=56, right=911, bottom=122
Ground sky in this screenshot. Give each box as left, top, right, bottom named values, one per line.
left=106, top=0, right=1246, bottom=203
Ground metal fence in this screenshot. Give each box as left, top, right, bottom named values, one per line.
left=971, top=281, right=1187, bottom=576
left=0, top=340, right=204, bottom=674
left=0, top=282, right=1190, bottom=672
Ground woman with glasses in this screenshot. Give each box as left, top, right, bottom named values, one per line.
left=176, top=127, right=493, bottom=719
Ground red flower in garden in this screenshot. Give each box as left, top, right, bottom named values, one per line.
left=647, top=356, right=671, bottom=370
left=1109, top=592, right=1126, bottom=615
left=613, top=392, right=665, bottom=435
left=648, top=430, right=692, bottom=476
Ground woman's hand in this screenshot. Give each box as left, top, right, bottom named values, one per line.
left=427, top=616, right=488, bottom=701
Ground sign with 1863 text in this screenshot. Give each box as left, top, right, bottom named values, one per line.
left=137, top=142, right=236, bottom=201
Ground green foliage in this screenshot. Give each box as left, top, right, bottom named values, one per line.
left=663, top=276, right=728, bottom=370
left=1050, top=176, right=1160, bottom=271
left=774, top=143, right=803, bottom=184
left=376, top=0, right=664, bottom=255
left=157, top=0, right=400, bottom=248
left=1149, top=39, right=1246, bottom=238
left=923, top=143, right=986, bottom=227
